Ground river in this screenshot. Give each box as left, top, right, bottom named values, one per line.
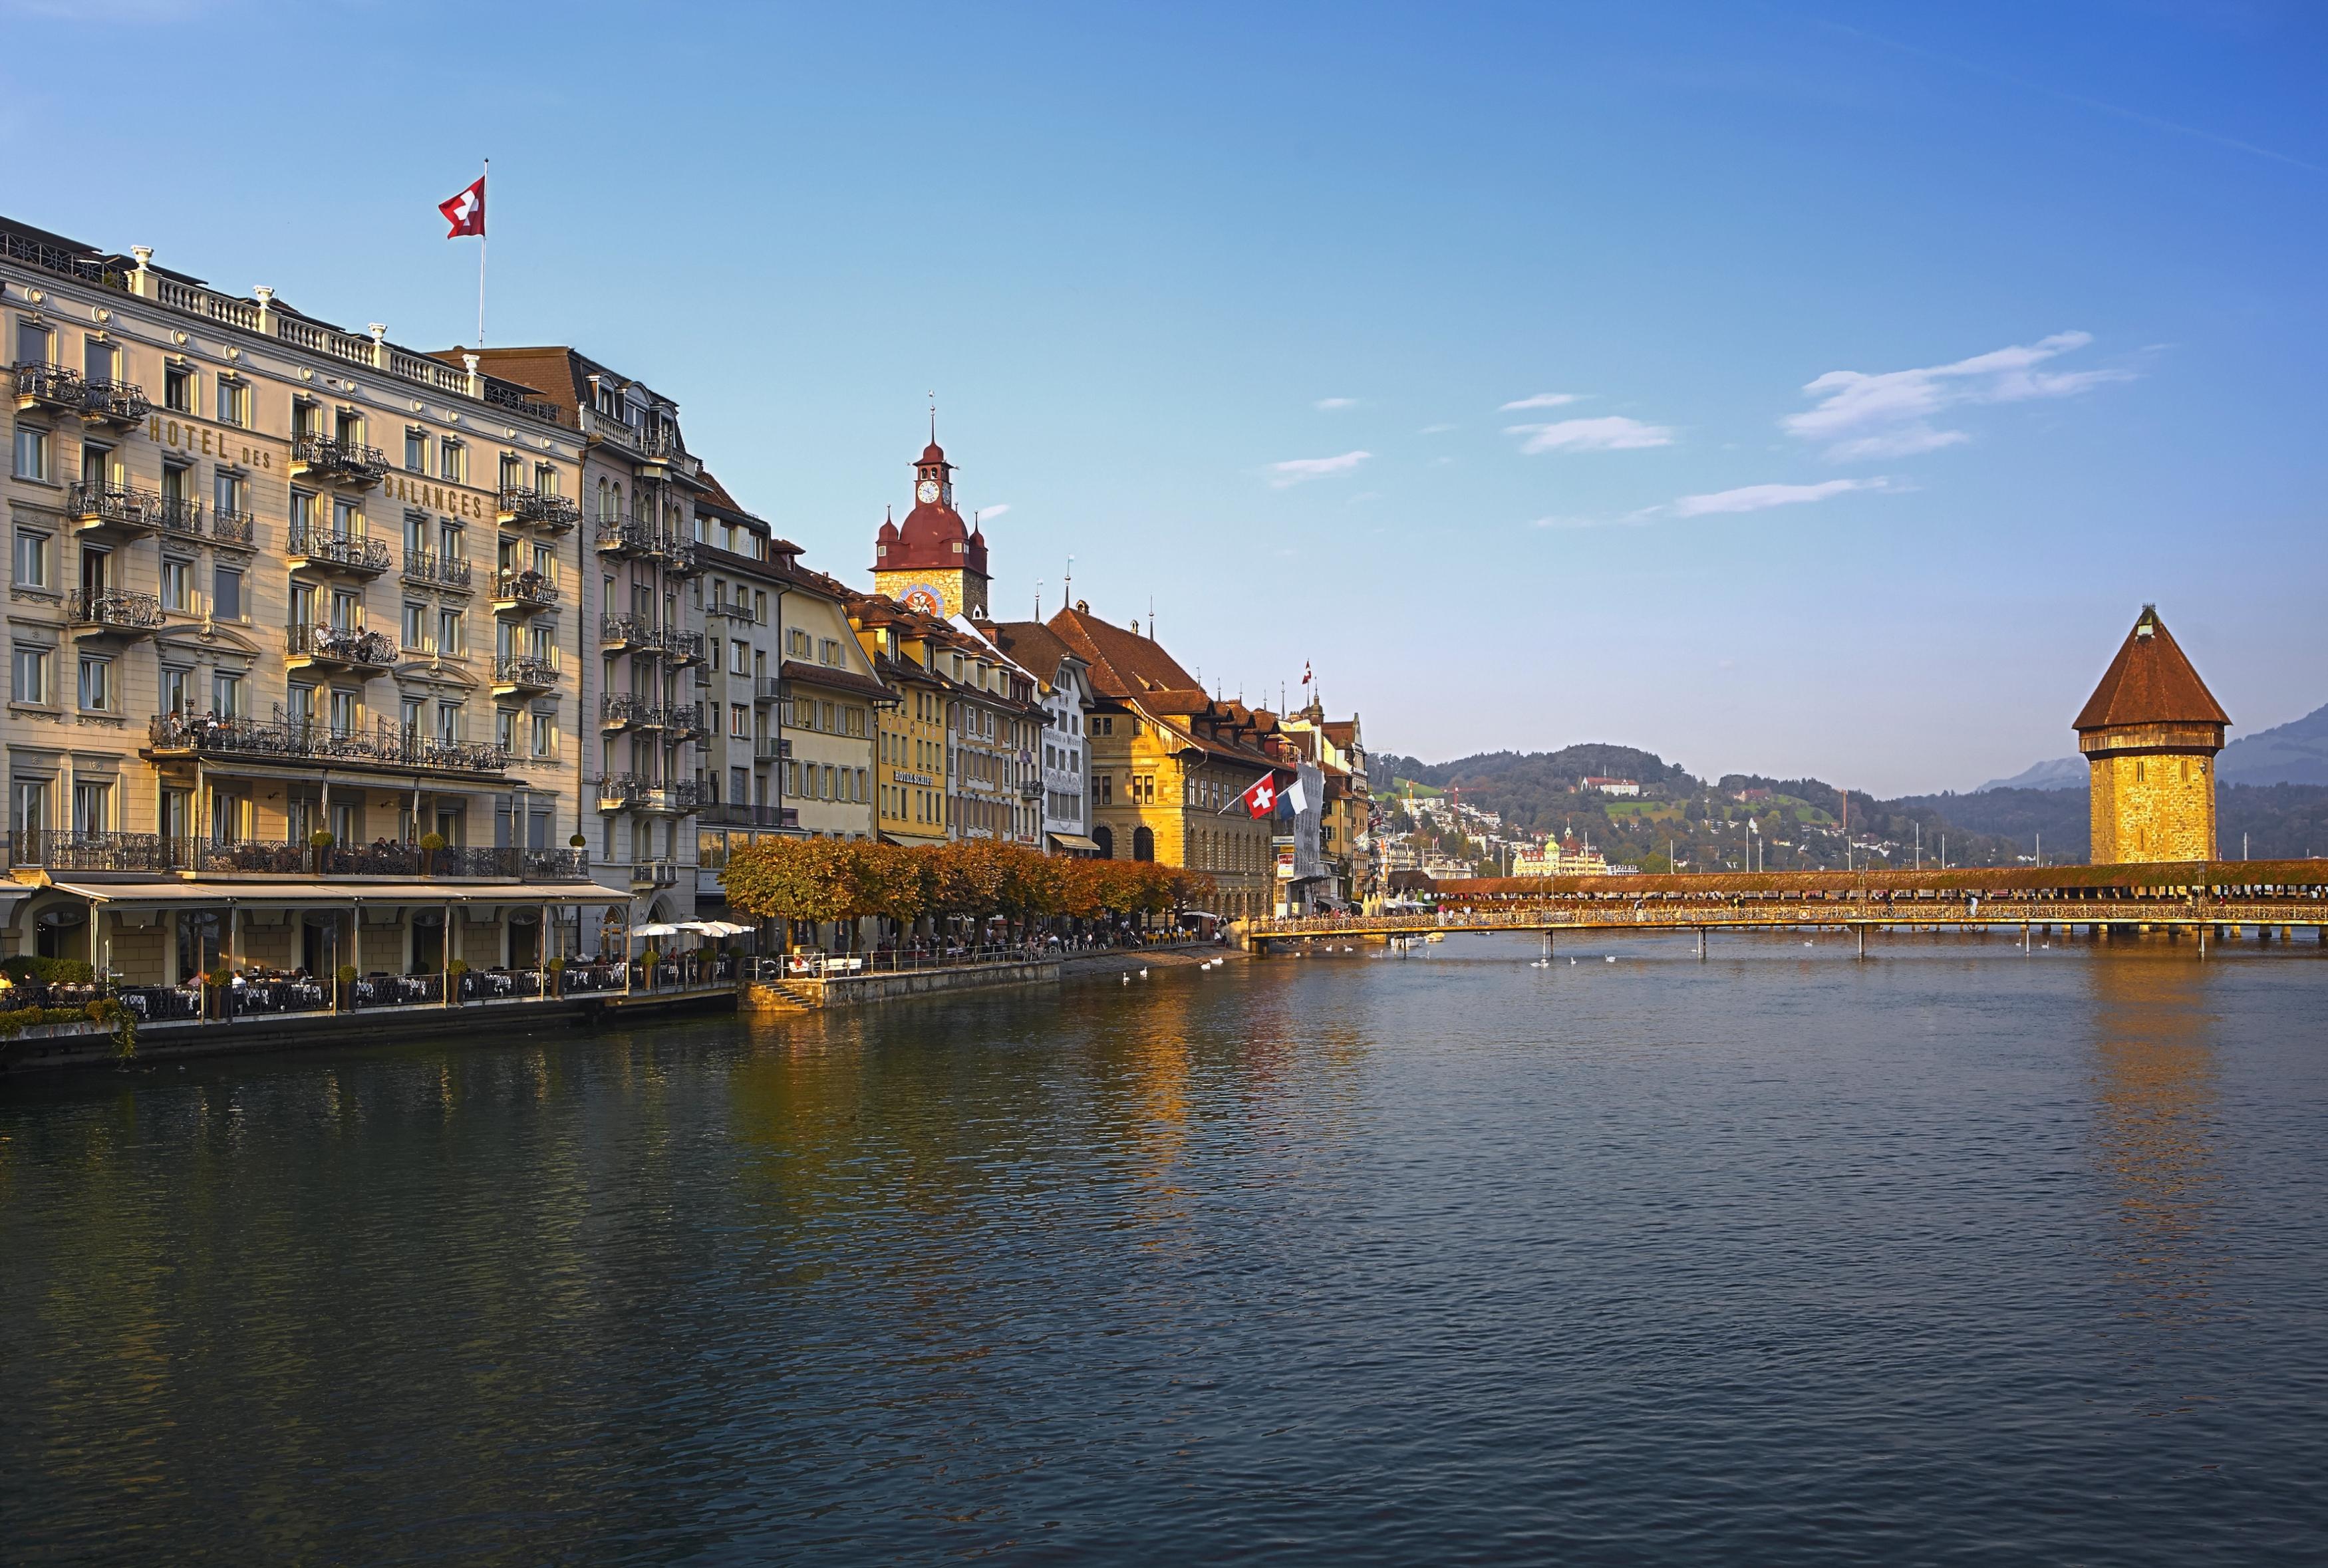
left=3, top=932, right=2324, bottom=1564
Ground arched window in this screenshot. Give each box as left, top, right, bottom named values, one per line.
left=1133, top=825, right=1155, bottom=862
left=596, top=478, right=611, bottom=520
left=1092, top=825, right=1114, bottom=859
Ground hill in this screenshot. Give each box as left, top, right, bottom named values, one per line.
left=1970, top=700, right=2328, bottom=793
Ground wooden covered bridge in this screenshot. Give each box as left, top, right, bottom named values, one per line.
left=1244, top=860, right=2328, bottom=959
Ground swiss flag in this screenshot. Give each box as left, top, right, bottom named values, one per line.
left=440, top=175, right=486, bottom=238
left=1237, top=773, right=1278, bottom=819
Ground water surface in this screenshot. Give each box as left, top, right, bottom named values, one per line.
left=3, top=933, right=2325, bottom=1564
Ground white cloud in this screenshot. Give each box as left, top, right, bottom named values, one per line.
left=1419, top=422, right=1456, bottom=434
left=1499, top=392, right=1586, bottom=412
left=1786, top=330, right=2132, bottom=461
left=974, top=503, right=1011, bottom=521
left=1314, top=397, right=1359, bottom=410
left=1268, top=450, right=1371, bottom=487
left=1505, top=416, right=1674, bottom=454
left=1672, top=477, right=1889, bottom=516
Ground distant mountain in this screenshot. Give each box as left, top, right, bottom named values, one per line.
left=1967, top=700, right=2328, bottom=794
left=2220, top=702, right=2328, bottom=785
left=1973, top=756, right=2084, bottom=793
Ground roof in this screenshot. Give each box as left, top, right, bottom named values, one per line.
left=779, top=659, right=897, bottom=704
left=877, top=440, right=986, bottom=574
left=51, top=880, right=613, bottom=906
left=982, top=620, right=1087, bottom=683
left=2074, top=606, right=2230, bottom=732
left=1046, top=604, right=1286, bottom=772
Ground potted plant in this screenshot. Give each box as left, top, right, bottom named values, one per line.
left=420, top=831, right=447, bottom=875
left=308, top=827, right=335, bottom=874
left=545, top=955, right=566, bottom=998
left=336, top=963, right=359, bottom=1011
left=446, top=956, right=470, bottom=1005
left=204, top=966, right=233, bottom=1021
left=639, top=946, right=659, bottom=992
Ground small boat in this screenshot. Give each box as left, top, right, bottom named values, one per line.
left=1424, top=932, right=1446, bottom=944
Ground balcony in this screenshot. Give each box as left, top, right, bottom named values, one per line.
left=497, top=485, right=580, bottom=532
left=14, top=360, right=84, bottom=414
left=290, top=434, right=387, bottom=489
left=401, top=551, right=473, bottom=592
left=752, top=674, right=782, bottom=703
left=656, top=537, right=702, bottom=576
left=492, top=654, right=559, bottom=696
left=285, top=622, right=399, bottom=675
left=595, top=775, right=710, bottom=815
left=665, top=702, right=708, bottom=739
left=67, top=587, right=166, bottom=637
left=697, top=802, right=798, bottom=830
left=754, top=735, right=789, bottom=760
left=5, top=831, right=587, bottom=882
left=491, top=567, right=559, bottom=616
left=158, top=496, right=204, bottom=541
left=287, top=521, right=390, bottom=576
left=659, top=628, right=706, bottom=666
left=600, top=692, right=665, bottom=731
left=67, top=481, right=162, bottom=534
left=593, top=515, right=656, bottom=557
left=210, top=509, right=255, bottom=549
left=81, top=378, right=150, bottom=427
left=601, top=612, right=655, bottom=652
left=146, top=711, right=511, bottom=779
left=706, top=598, right=754, bottom=624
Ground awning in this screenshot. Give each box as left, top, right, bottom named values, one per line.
left=1049, top=833, right=1102, bottom=852
left=47, top=880, right=621, bottom=907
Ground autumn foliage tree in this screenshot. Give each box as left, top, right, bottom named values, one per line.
left=723, top=838, right=1214, bottom=947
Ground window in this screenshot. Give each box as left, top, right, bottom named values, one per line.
left=11, top=778, right=47, bottom=835
left=404, top=430, right=427, bottom=472
left=534, top=462, right=558, bottom=496
left=499, top=452, right=523, bottom=490
left=788, top=628, right=809, bottom=656
left=71, top=781, right=111, bottom=835
left=215, top=376, right=247, bottom=427
left=400, top=698, right=424, bottom=739
left=730, top=703, right=748, bottom=737
left=291, top=583, right=316, bottom=628
left=708, top=638, right=720, bottom=674
left=160, top=666, right=189, bottom=716
left=732, top=638, right=748, bottom=672
left=753, top=590, right=766, bottom=623
left=160, top=557, right=192, bottom=611
left=213, top=565, right=244, bottom=620
left=212, top=672, right=245, bottom=718
left=436, top=700, right=462, bottom=743
left=496, top=708, right=517, bottom=750
left=14, top=529, right=49, bottom=588
left=438, top=608, right=463, bottom=656
left=329, top=689, right=357, bottom=737
left=439, top=521, right=462, bottom=561
left=165, top=365, right=194, bottom=414
left=11, top=646, right=48, bottom=705
left=531, top=709, right=555, bottom=757
left=16, top=320, right=52, bottom=366
left=331, top=495, right=361, bottom=539
left=12, top=426, right=47, bottom=482
left=329, top=589, right=359, bottom=632
left=76, top=655, right=112, bottom=712
left=1097, top=774, right=1113, bottom=805
left=439, top=438, right=464, bottom=483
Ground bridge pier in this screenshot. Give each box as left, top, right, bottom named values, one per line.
left=1697, top=926, right=1706, bottom=962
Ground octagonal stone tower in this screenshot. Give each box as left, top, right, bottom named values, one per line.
left=2075, top=605, right=2229, bottom=864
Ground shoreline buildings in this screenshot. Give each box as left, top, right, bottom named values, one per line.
left=3, top=211, right=1374, bottom=977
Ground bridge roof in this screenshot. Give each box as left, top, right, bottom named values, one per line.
left=2075, top=605, right=2229, bottom=732
left=1439, top=859, right=2328, bottom=898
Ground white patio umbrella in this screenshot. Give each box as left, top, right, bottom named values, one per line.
left=633, top=922, right=686, bottom=938
left=689, top=920, right=754, bottom=937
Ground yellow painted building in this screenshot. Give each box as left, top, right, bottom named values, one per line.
left=849, top=594, right=951, bottom=848
left=2075, top=605, right=2228, bottom=864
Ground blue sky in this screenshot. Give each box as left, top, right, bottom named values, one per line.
left=5, top=0, right=2322, bottom=793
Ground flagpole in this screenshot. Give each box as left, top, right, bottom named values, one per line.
left=476, top=158, right=489, bottom=348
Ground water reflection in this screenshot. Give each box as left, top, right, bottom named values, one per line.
left=2083, top=958, right=2225, bottom=1345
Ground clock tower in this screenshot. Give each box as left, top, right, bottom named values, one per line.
left=873, top=434, right=989, bottom=619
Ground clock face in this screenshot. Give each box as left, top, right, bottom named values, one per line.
left=904, top=587, right=941, bottom=617
left=916, top=479, right=941, bottom=504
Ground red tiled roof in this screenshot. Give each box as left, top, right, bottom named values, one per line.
left=2073, top=606, right=2230, bottom=731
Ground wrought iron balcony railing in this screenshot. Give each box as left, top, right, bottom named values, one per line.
left=491, top=567, right=559, bottom=608
left=656, top=538, right=701, bottom=575
left=81, top=377, right=150, bottom=426
left=601, top=612, right=654, bottom=650
left=13, top=360, right=85, bottom=412
left=593, top=515, right=657, bottom=556
left=286, top=622, right=399, bottom=668
left=287, top=521, right=390, bottom=573
left=67, top=481, right=163, bottom=531
left=753, top=674, right=782, bottom=702
left=664, top=702, right=708, bottom=738
left=697, top=802, right=798, bottom=830
left=159, top=496, right=204, bottom=539
left=492, top=654, right=559, bottom=689
left=5, top=831, right=590, bottom=880
left=210, top=508, right=255, bottom=547
left=658, top=628, right=706, bottom=665
left=496, top=486, right=581, bottom=531
left=147, top=710, right=512, bottom=777
left=400, top=550, right=472, bottom=590
left=599, top=693, right=665, bottom=729
left=289, top=433, right=388, bottom=487
left=67, top=586, right=166, bottom=632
